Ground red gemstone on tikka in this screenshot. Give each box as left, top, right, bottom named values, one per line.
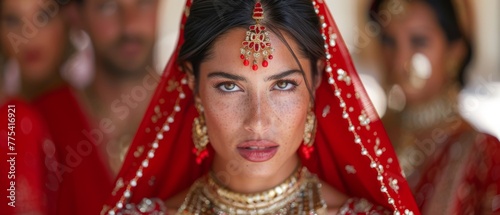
left=243, top=59, right=250, bottom=66
left=255, top=2, right=262, bottom=8
left=249, top=42, right=254, bottom=48
left=240, top=54, right=245, bottom=59
left=255, top=45, right=260, bottom=52
left=252, top=64, right=258, bottom=71
left=250, top=25, right=256, bottom=30
left=262, top=60, right=268, bottom=67
left=268, top=55, right=274, bottom=60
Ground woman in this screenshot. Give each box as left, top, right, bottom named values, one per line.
left=103, top=0, right=419, bottom=214
left=1, top=0, right=69, bottom=100
left=0, top=0, right=66, bottom=214
left=371, top=0, right=500, bottom=213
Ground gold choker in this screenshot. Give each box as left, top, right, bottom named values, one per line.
left=178, top=167, right=327, bottom=215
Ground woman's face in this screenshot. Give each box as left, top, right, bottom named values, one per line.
left=195, top=28, right=314, bottom=179
left=1, top=0, right=68, bottom=84
left=380, top=2, right=458, bottom=105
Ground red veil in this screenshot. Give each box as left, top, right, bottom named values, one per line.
left=103, top=0, right=419, bottom=214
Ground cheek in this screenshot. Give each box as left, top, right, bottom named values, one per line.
left=421, top=45, right=449, bottom=87
left=1, top=36, right=13, bottom=57
left=86, top=17, right=119, bottom=45
left=37, top=21, right=67, bottom=56
left=137, top=13, right=158, bottom=39
left=270, top=93, right=309, bottom=146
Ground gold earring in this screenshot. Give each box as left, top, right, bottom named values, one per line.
left=192, top=104, right=209, bottom=164
left=301, top=107, right=317, bottom=159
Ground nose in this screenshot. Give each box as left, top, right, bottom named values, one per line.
left=390, top=46, right=413, bottom=78
left=120, top=7, right=141, bottom=35
left=244, top=92, right=271, bottom=134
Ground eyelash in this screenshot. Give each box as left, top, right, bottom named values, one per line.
left=215, top=82, right=242, bottom=93
left=272, top=79, right=299, bottom=92
left=213, top=79, right=299, bottom=94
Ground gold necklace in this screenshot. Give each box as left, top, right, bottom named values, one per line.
left=401, top=87, right=459, bottom=132
left=177, top=167, right=326, bottom=215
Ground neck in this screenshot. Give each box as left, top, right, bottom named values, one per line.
left=211, top=154, right=300, bottom=194
left=82, top=63, right=158, bottom=134
left=82, top=65, right=157, bottom=175
left=402, top=86, right=461, bottom=132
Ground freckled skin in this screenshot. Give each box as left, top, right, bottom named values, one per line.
left=192, top=28, right=313, bottom=193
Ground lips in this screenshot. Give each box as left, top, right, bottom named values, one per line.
left=23, top=49, right=42, bottom=63
left=237, top=140, right=279, bottom=162
left=118, top=42, right=143, bottom=58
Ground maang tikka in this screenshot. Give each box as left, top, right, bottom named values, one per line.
left=240, top=1, right=274, bottom=71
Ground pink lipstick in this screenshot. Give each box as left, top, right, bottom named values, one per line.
left=237, top=140, right=279, bottom=162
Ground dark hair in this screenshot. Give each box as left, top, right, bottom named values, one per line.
left=179, top=0, right=324, bottom=94
left=370, top=0, right=473, bottom=88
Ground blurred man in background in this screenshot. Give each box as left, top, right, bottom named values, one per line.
left=33, top=0, right=160, bottom=214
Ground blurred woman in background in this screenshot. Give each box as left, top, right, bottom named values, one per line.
left=0, top=0, right=71, bottom=213
left=371, top=0, right=500, bottom=213
left=1, top=0, right=71, bottom=100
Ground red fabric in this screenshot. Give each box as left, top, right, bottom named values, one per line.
left=103, top=1, right=419, bottom=214
left=33, top=86, right=114, bottom=215
left=0, top=99, right=55, bottom=214
left=414, top=130, right=500, bottom=214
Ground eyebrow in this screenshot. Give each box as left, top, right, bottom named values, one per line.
left=265, top=70, right=302, bottom=81
left=207, top=72, right=246, bottom=81
left=207, top=70, right=302, bottom=82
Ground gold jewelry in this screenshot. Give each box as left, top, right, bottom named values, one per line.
left=240, top=0, right=274, bottom=71
left=401, top=86, right=460, bottom=132
left=177, top=166, right=327, bottom=215
left=301, top=107, right=317, bottom=159
left=192, top=103, right=209, bottom=164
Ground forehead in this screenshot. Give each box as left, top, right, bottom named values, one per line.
left=83, top=0, right=146, bottom=5
left=384, top=2, right=440, bottom=33
left=202, top=28, right=308, bottom=74
left=2, top=0, right=41, bottom=13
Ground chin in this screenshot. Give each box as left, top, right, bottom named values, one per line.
left=239, top=164, right=278, bottom=177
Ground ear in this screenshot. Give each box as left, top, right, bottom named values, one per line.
left=184, top=62, right=202, bottom=104
left=447, top=39, right=467, bottom=72
left=313, top=60, right=325, bottom=91
left=184, top=62, right=196, bottom=91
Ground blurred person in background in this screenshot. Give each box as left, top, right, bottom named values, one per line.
left=0, top=0, right=71, bottom=101
left=0, top=0, right=74, bottom=213
left=32, top=0, right=160, bottom=214
left=370, top=0, right=500, bottom=213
